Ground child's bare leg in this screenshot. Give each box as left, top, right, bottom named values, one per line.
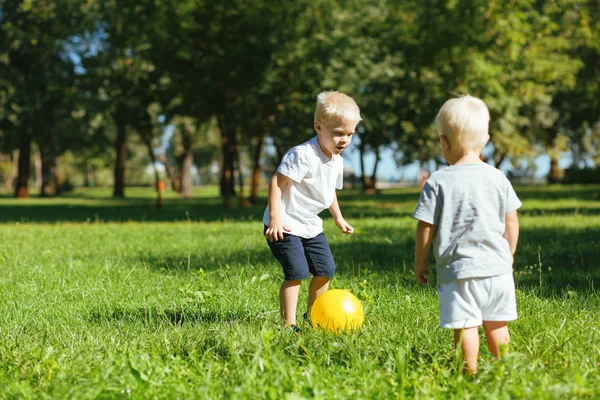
left=280, top=280, right=301, bottom=326
left=483, top=321, right=510, bottom=357
left=307, top=276, right=330, bottom=314
left=454, top=327, right=480, bottom=375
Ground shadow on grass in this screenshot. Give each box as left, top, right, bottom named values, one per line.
left=120, top=213, right=600, bottom=298
left=89, top=305, right=249, bottom=327
left=329, top=223, right=600, bottom=296
left=3, top=185, right=600, bottom=297
left=0, top=188, right=419, bottom=223
left=88, top=305, right=282, bottom=360
left=515, top=184, right=600, bottom=201
left=135, top=249, right=276, bottom=273
left=0, top=197, right=264, bottom=223
left=511, top=225, right=600, bottom=295
left=0, top=184, right=598, bottom=223
left=520, top=208, right=600, bottom=217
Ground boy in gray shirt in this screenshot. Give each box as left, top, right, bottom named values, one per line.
left=413, top=95, right=521, bottom=375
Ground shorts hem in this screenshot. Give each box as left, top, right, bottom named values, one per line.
left=440, top=319, right=481, bottom=329
left=284, top=275, right=311, bottom=281
left=441, top=314, right=518, bottom=329
left=482, top=315, right=518, bottom=322
left=312, top=273, right=334, bottom=279
left=284, top=273, right=334, bottom=280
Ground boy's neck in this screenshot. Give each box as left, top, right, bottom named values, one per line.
left=447, top=151, right=483, bottom=166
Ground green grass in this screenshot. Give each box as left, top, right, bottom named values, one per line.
left=1, top=185, right=599, bottom=398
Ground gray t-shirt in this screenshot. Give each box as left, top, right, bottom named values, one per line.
left=412, top=163, right=522, bottom=285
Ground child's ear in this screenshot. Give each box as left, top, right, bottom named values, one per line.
left=440, top=135, right=451, bottom=149
left=314, top=120, right=322, bottom=133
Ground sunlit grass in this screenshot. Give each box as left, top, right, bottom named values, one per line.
left=0, top=185, right=599, bottom=398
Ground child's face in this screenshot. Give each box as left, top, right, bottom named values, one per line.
left=314, top=117, right=358, bottom=159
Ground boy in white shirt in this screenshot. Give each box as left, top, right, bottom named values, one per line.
left=264, top=91, right=361, bottom=332
left=413, top=95, right=521, bottom=375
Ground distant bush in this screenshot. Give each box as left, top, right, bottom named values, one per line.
left=562, top=167, right=600, bottom=184
left=62, top=179, right=75, bottom=192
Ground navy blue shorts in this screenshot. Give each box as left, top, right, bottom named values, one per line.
left=264, top=226, right=336, bottom=281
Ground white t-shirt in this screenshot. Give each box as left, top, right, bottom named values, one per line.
left=263, top=136, right=344, bottom=239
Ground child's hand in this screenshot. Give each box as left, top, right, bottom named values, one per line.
left=335, top=218, right=354, bottom=234
left=414, top=261, right=430, bottom=284
left=265, top=220, right=291, bottom=242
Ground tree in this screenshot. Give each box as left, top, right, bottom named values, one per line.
left=79, top=0, right=170, bottom=198
left=551, top=1, right=600, bottom=170
left=0, top=0, right=93, bottom=197
left=321, top=0, right=421, bottom=190
left=422, top=0, right=583, bottom=169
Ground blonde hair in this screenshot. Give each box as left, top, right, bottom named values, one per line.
left=435, top=95, right=490, bottom=152
left=314, top=91, right=362, bottom=125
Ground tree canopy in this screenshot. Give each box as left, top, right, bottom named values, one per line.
left=1, top=0, right=598, bottom=200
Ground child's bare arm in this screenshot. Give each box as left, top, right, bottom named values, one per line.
left=265, top=172, right=291, bottom=242
left=329, top=192, right=354, bottom=234
left=415, top=220, right=437, bottom=284
left=503, top=210, right=519, bottom=256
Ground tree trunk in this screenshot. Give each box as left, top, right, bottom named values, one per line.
left=359, top=141, right=377, bottom=193
left=113, top=123, right=126, bottom=198
left=0, top=153, right=14, bottom=190
left=0, top=154, right=6, bottom=188
left=359, top=140, right=369, bottom=190
left=235, top=137, right=248, bottom=206
left=40, top=150, right=55, bottom=197
left=180, top=129, right=193, bottom=198
left=369, top=146, right=380, bottom=190
left=85, top=161, right=96, bottom=187
left=548, top=156, right=562, bottom=183
left=34, top=150, right=43, bottom=192
left=40, top=134, right=57, bottom=197
left=15, top=132, right=31, bottom=198
left=274, top=141, right=284, bottom=164
left=39, top=102, right=56, bottom=197
left=53, top=157, right=63, bottom=195
left=494, top=152, right=507, bottom=169
left=250, top=135, right=264, bottom=204
left=174, top=157, right=184, bottom=193
left=218, top=118, right=236, bottom=206
left=158, top=152, right=178, bottom=192
left=140, top=131, right=163, bottom=208
left=3, top=151, right=18, bottom=190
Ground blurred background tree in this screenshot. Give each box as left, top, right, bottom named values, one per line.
left=1, top=0, right=598, bottom=203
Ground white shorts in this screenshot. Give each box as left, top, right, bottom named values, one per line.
left=438, top=274, right=517, bottom=329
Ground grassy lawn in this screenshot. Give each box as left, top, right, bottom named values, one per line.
left=1, top=185, right=599, bottom=398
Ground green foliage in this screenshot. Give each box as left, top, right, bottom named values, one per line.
left=1, top=0, right=599, bottom=194
left=0, top=0, right=93, bottom=132
left=551, top=1, right=600, bottom=166
left=562, top=167, right=600, bottom=184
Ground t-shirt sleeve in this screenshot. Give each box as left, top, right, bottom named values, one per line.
left=505, top=179, right=522, bottom=213
left=412, top=181, right=440, bottom=225
left=277, top=147, right=310, bottom=183
left=335, top=158, right=344, bottom=190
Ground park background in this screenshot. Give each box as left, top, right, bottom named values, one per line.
left=1, top=0, right=600, bottom=398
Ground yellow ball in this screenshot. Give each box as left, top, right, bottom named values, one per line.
left=311, top=289, right=364, bottom=333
